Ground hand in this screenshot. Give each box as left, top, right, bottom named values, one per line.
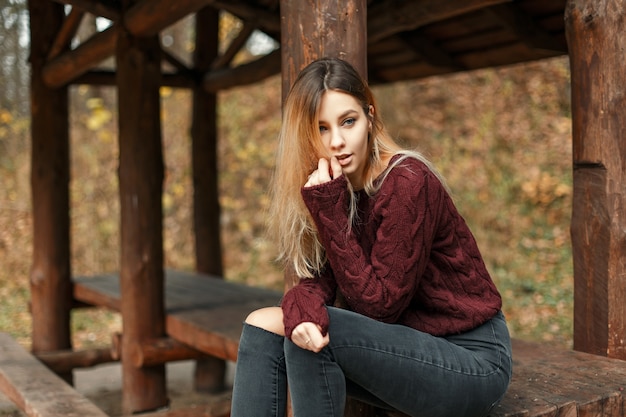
left=291, top=322, right=329, bottom=352
left=305, top=157, right=343, bottom=187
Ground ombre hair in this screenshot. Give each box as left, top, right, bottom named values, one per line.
left=268, top=57, right=446, bottom=279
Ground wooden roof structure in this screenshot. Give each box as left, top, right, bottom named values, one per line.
left=25, top=0, right=626, bottom=415
left=39, top=0, right=569, bottom=89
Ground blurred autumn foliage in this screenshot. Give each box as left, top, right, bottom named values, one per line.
left=0, top=12, right=573, bottom=350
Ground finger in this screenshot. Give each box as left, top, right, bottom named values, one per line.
left=304, top=171, right=316, bottom=187
left=292, top=323, right=314, bottom=349
left=304, top=326, right=327, bottom=353
left=306, top=333, right=329, bottom=353
left=293, top=323, right=325, bottom=352
left=329, top=156, right=343, bottom=179
left=317, top=158, right=332, bottom=182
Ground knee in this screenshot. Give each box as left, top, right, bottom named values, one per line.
left=245, top=306, right=285, bottom=336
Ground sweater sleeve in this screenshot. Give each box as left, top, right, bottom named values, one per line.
left=301, top=163, right=445, bottom=323
left=281, top=265, right=337, bottom=339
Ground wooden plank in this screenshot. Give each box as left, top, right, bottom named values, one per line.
left=489, top=339, right=626, bottom=417
left=73, top=273, right=120, bottom=310
left=0, top=333, right=109, bottom=417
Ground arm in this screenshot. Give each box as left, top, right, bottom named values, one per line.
left=281, top=264, right=337, bottom=339
left=302, top=161, right=445, bottom=323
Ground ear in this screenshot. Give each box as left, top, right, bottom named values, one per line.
left=368, top=105, right=374, bottom=130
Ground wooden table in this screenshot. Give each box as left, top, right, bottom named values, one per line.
left=73, top=269, right=282, bottom=362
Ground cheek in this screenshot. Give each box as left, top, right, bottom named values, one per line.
left=356, top=128, right=370, bottom=154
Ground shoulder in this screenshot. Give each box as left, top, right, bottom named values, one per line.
left=381, top=153, right=444, bottom=192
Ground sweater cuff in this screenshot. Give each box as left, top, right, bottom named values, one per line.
left=281, top=286, right=330, bottom=339
left=301, top=175, right=348, bottom=209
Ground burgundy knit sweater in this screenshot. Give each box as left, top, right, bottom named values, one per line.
left=281, top=154, right=502, bottom=339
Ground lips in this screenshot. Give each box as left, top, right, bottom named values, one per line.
left=335, top=154, right=352, bottom=166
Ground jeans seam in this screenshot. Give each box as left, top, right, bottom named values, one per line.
left=271, top=353, right=285, bottom=417
left=321, top=361, right=337, bottom=417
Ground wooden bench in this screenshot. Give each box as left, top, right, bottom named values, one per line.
left=72, top=270, right=626, bottom=417
left=489, top=338, right=626, bottom=417
left=0, top=332, right=109, bottom=417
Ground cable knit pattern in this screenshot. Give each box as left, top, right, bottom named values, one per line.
left=282, top=155, right=502, bottom=338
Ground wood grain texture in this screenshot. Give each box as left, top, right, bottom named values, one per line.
left=0, top=333, right=108, bottom=417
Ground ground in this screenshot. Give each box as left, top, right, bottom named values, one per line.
left=0, top=360, right=235, bottom=417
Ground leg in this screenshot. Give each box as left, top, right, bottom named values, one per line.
left=285, top=307, right=512, bottom=417
left=231, top=307, right=288, bottom=417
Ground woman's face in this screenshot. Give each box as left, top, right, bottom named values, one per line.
left=317, top=90, right=372, bottom=189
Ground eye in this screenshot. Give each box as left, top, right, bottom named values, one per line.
left=343, top=117, right=356, bottom=126
left=319, top=125, right=328, bottom=133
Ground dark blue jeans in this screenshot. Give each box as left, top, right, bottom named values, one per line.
left=231, top=307, right=512, bottom=417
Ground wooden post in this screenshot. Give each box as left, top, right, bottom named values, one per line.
left=280, top=0, right=367, bottom=102
left=191, top=7, right=227, bottom=393
left=28, top=0, right=73, bottom=383
left=116, top=2, right=168, bottom=412
left=279, top=1, right=372, bottom=415
left=565, top=0, right=626, bottom=360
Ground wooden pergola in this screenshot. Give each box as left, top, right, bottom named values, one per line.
left=21, top=0, right=626, bottom=415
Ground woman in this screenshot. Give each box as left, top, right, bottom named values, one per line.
left=230, top=57, right=512, bottom=417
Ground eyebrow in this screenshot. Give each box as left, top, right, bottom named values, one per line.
left=319, top=109, right=359, bottom=123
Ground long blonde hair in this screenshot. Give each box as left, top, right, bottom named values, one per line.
left=268, top=58, right=445, bottom=279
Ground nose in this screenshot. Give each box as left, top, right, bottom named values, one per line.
left=329, top=128, right=345, bottom=151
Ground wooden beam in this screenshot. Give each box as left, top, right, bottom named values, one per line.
left=41, top=2, right=279, bottom=89
left=213, top=0, right=281, bottom=34
left=48, top=8, right=84, bottom=60
left=193, top=7, right=222, bottom=277
left=136, top=339, right=205, bottom=367
left=124, top=0, right=212, bottom=37
left=35, top=347, right=116, bottom=374
left=280, top=0, right=367, bottom=100
left=202, top=48, right=281, bottom=93
left=116, top=18, right=167, bottom=414
left=42, top=26, right=118, bottom=88
left=111, top=334, right=205, bottom=367
left=161, top=48, right=192, bottom=74
left=192, top=6, right=228, bottom=394
left=566, top=0, right=626, bottom=360
left=74, top=70, right=195, bottom=88
left=367, top=0, right=512, bottom=43
left=399, top=32, right=464, bottom=71
left=28, top=0, right=73, bottom=385
left=51, top=0, right=121, bottom=21
left=279, top=1, right=370, bottom=416
left=487, top=3, right=568, bottom=53
left=211, top=22, right=255, bottom=69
